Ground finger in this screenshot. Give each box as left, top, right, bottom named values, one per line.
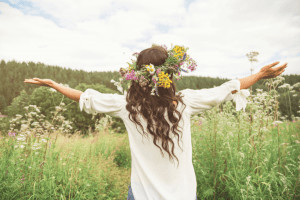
left=266, top=61, right=280, bottom=69
left=33, top=78, right=42, bottom=81
left=273, top=63, right=287, bottom=71
left=24, top=79, right=33, bottom=82
left=279, top=68, right=285, bottom=75
left=275, top=69, right=285, bottom=77
left=24, top=80, right=38, bottom=84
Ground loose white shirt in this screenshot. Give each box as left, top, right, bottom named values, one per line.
left=79, top=79, right=249, bottom=200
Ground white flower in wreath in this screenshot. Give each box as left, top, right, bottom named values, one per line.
left=146, top=64, right=155, bottom=75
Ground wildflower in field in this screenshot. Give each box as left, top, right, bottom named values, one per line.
left=49, top=87, right=56, bottom=92
left=292, top=82, right=300, bottom=88
left=246, top=176, right=251, bottom=184
left=272, top=121, right=283, bottom=126
left=239, top=152, right=245, bottom=159
left=278, top=83, right=293, bottom=90
left=20, top=174, right=25, bottom=184
left=32, top=143, right=41, bottom=150
left=198, top=120, right=202, bottom=126
left=16, top=134, right=26, bottom=141
left=8, top=132, right=16, bottom=137
left=41, top=138, right=47, bottom=143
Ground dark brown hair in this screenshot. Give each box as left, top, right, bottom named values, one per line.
left=125, top=46, right=186, bottom=164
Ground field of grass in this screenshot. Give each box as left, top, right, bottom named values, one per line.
left=191, top=105, right=299, bottom=199
left=0, top=132, right=131, bottom=200
left=0, top=77, right=299, bottom=199
left=1, top=114, right=299, bottom=199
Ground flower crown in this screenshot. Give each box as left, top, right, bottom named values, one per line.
left=111, top=44, right=197, bottom=95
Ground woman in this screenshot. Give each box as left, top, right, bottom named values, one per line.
left=24, top=46, right=287, bottom=200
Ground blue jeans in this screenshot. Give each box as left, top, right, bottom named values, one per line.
left=127, top=185, right=135, bottom=200
left=127, top=185, right=197, bottom=200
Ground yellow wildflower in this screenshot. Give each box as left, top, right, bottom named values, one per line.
left=173, top=45, right=186, bottom=60
left=157, top=71, right=172, bottom=88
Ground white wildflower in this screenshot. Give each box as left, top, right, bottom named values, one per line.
left=239, top=152, right=245, bottom=159
left=49, top=88, right=56, bottom=92
left=292, top=82, right=300, bottom=88
left=246, top=176, right=251, bottom=184
left=41, top=138, right=47, bottom=143
left=17, top=136, right=26, bottom=141
left=146, top=64, right=155, bottom=75
left=272, top=121, right=283, bottom=125
left=278, top=83, right=293, bottom=90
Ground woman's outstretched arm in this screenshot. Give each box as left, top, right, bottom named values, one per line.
left=233, top=61, right=287, bottom=93
left=24, top=78, right=83, bottom=102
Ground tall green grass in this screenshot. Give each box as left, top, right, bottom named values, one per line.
left=0, top=76, right=299, bottom=199
left=0, top=132, right=131, bottom=200
left=191, top=104, right=299, bottom=199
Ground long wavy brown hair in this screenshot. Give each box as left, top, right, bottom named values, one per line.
left=125, top=46, right=186, bottom=164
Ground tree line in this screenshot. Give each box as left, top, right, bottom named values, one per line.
left=0, top=60, right=299, bottom=133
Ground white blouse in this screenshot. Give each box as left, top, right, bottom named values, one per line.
left=79, top=79, right=249, bottom=200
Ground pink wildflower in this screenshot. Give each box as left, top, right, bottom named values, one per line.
left=152, top=77, right=157, bottom=84
left=156, top=68, right=161, bottom=75
left=198, top=120, right=202, bottom=126
left=8, top=132, right=16, bottom=137
left=161, top=45, right=168, bottom=51
left=125, top=71, right=138, bottom=81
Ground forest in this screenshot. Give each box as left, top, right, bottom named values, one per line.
left=0, top=60, right=299, bottom=134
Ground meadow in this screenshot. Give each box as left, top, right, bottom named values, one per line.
left=0, top=76, right=299, bottom=200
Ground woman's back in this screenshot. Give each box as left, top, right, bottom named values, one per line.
left=79, top=78, right=242, bottom=200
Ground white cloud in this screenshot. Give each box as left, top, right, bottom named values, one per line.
left=0, top=0, right=299, bottom=78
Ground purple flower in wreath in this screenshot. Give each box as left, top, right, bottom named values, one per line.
left=180, top=68, right=188, bottom=73
left=182, top=53, right=187, bottom=61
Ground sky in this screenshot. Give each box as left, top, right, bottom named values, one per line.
left=0, top=0, right=299, bottom=78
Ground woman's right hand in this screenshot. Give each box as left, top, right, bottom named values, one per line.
left=24, top=78, right=55, bottom=87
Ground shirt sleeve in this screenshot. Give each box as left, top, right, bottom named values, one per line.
left=180, top=79, right=250, bottom=115
left=79, top=89, right=126, bottom=118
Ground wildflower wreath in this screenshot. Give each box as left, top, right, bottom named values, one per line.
left=111, top=44, right=197, bottom=95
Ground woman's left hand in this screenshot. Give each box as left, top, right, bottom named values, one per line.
left=258, top=61, right=287, bottom=79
